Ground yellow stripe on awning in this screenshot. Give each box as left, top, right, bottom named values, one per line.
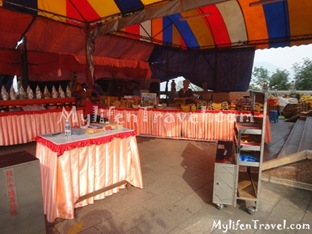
left=180, top=10, right=214, bottom=48
left=289, top=0, right=312, bottom=37
left=289, top=0, right=312, bottom=47
left=141, top=0, right=165, bottom=5
left=239, top=0, right=268, bottom=49
left=38, top=0, right=67, bottom=22
left=88, top=0, right=120, bottom=18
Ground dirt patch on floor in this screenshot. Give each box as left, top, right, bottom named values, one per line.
left=263, top=159, right=312, bottom=185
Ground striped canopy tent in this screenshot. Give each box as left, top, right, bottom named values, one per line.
left=1, top=0, right=312, bottom=91
left=118, top=0, right=312, bottom=49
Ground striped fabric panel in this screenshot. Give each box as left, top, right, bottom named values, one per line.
left=140, top=20, right=152, bottom=42
left=151, top=18, right=163, bottom=45
left=167, top=14, right=199, bottom=49
left=125, top=24, right=141, bottom=40
left=88, top=0, right=120, bottom=19
left=141, top=0, right=164, bottom=5
left=288, top=0, right=312, bottom=46
left=200, top=5, right=231, bottom=48
left=162, top=16, right=174, bottom=46
left=66, top=0, right=100, bottom=22
left=239, top=0, right=268, bottom=49
left=2, top=0, right=312, bottom=49
left=217, top=1, right=247, bottom=47
left=38, top=0, right=67, bottom=23
left=180, top=9, right=215, bottom=49
left=263, top=1, right=290, bottom=48
left=113, top=0, right=144, bottom=15
left=3, top=0, right=38, bottom=15
left=172, top=23, right=183, bottom=48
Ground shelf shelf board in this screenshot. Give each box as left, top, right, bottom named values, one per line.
left=237, top=171, right=258, bottom=200
left=236, top=195, right=257, bottom=201
left=238, top=161, right=260, bottom=167
left=239, top=143, right=261, bottom=151
left=0, top=98, right=75, bottom=107
left=235, top=122, right=263, bottom=135
left=239, top=128, right=262, bottom=135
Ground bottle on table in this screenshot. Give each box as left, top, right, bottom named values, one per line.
left=64, top=119, right=71, bottom=137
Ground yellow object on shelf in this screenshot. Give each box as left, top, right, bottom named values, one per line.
left=181, top=104, right=190, bottom=112
left=191, top=104, right=196, bottom=112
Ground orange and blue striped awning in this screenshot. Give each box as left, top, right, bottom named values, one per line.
left=0, top=0, right=171, bottom=25
left=1, top=0, right=312, bottom=50
left=117, top=0, right=312, bottom=49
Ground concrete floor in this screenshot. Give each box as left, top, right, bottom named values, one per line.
left=1, top=135, right=312, bottom=234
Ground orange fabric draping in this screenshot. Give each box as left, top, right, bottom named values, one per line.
left=0, top=108, right=83, bottom=146
left=35, top=129, right=143, bottom=222
left=101, top=108, right=271, bottom=142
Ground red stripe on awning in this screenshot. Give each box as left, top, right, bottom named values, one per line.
left=66, top=0, right=100, bottom=22
left=201, top=5, right=231, bottom=47
left=125, top=24, right=141, bottom=40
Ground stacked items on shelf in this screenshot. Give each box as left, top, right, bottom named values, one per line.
left=1, top=84, right=71, bottom=101
left=0, top=84, right=75, bottom=112
left=298, top=94, right=312, bottom=113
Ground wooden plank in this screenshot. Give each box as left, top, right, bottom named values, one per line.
left=262, top=173, right=312, bottom=191
left=263, top=151, right=307, bottom=170
left=75, top=180, right=128, bottom=204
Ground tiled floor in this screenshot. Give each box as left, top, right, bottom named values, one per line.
left=1, top=134, right=312, bottom=233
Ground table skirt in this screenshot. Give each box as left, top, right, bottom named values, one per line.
left=36, top=134, right=143, bottom=222
left=105, top=108, right=271, bottom=142
left=0, top=109, right=83, bottom=146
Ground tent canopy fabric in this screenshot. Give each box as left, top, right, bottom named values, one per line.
left=118, top=0, right=312, bottom=50
left=2, top=0, right=311, bottom=49
left=0, top=0, right=312, bottom=91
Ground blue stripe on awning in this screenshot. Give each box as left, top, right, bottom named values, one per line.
left=167, top=14, right=200, bottom=49
left=163, top=16, right=173, bottom=45
left=3, top=0, right=38, bottom=15
left=264, top=2, right=290, bottom=48
left=114, top=0, right=144, bottom=15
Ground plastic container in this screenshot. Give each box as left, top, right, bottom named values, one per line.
left=64, top=119, right=71, bottom=137
left=239, top=154, right=259, bottom=162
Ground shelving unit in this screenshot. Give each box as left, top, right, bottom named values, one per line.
left=236, top=91, right=267, bottom=214
left=213, top=91, right=267, bottom=214
left=0, top=98, right=76, bottom=113
left=0, top=97, right=75, bottom=107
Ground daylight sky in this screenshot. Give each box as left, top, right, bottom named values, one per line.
left=254, top=44, right=312, bottom=72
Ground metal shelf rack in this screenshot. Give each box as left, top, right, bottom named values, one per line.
left=213, top=91, right=268, bottom=214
